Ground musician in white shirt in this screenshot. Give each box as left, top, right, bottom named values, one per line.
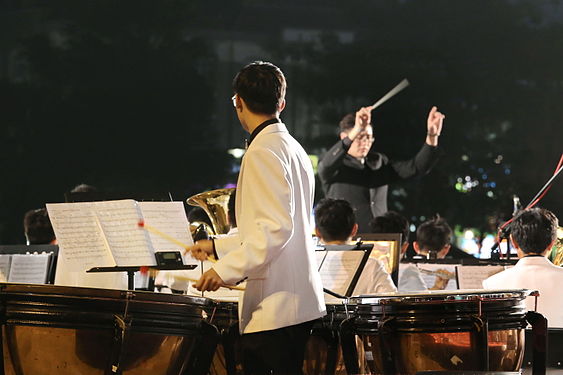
left=483, top=208, right=562, bottom=327
left=314, top=198, right=397, bottom=295
left=188, top=61, right=325, bottom=375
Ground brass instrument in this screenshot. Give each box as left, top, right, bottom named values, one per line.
left=550, top=226, right=563, bottom=266
left=186, top=188, right=235, bottom=235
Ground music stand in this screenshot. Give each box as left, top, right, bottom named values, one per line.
left=0, top=244, right=59, bottom=284
left=353, top=233, right=402, bottom=287
left=87, top=264, right=196, bottom=290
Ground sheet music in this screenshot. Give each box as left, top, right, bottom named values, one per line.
left=8, top=254, right=50, bottom=284
left=47, top=200, right=156, bottom=268
left=417, top=263, right=457, bottom=291
left=317, top=250, right=365, bottom=297
left=47, top=202, right=115, bottom=269
left=456, top=265, right=505, bottom=289
left=138, top=201, right=194, bottom=253
left=95, top=200, right=155, bottom=266
left=367, top=240, right=396, bottom=274
left=0, top=254, right=11, bottom=282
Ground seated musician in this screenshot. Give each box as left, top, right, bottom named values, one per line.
left=23, top=208, right=57, bottom=245
left=483, top=208, right=563, bottom=327
left=394, top=215, right=455, bottom=292
left=315, top=198, right=397, bottom=294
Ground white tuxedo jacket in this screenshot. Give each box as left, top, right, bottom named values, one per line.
left=214, top=123, right=326, bottom=334
left=483, top=256, right=563, bottom=328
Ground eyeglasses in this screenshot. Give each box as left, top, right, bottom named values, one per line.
left=356, top=133, right=374, bottom=142
left=231, top=94, right=237, bottom=108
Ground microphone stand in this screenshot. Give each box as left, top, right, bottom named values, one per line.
left=490, top=161, right=563, bottom=260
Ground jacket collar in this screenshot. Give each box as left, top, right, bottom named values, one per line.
left=247, top=122, right=287, bottom=148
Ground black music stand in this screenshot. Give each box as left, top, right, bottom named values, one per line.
left=87, top=264, right=196, bottom=290
left=0, top=244, right=59, bottom=284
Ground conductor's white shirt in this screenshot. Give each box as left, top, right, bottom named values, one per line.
left=483, top=256, right=563, bottom=328
left=213, top=123, right=326, bottom=334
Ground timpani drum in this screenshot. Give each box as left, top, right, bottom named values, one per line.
left=0, top=283, right=218, bottom=375
left=340, top=289, right=545, bottom=375
left=204, top=301, right=354, bottom=375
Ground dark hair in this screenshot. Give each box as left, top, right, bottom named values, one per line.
left=339, top=113, right=355, bottom=133
left=23, top=208, right=55, bottom=244
left=371, top=211, right=410, bottom=245
left=510, top=208, right=558, bottom=254
left=314, top=198, right=356, bottom=242
left=416, top=215, right=452, bottom=252
left=70, top=183, right=98, bottom=193
left=233, top=61, right=286, bottom=115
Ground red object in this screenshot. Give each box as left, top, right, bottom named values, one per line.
left=139, top=266, right=149, bottom=275
left=138, top=220, right=145, bottom=227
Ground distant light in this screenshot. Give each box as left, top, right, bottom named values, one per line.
left=465, top=176, right=471, bottom=181
left=228, top=148, right=246, bottom=159
left=461, top=155, right=469, bottom=161
left=482, top=174, right=488, bottom=180
left=224, top=183, right=237, bottom=189
left=420, top=216, right=426, bottom=221
left=487, top=191, right=494, bottom=198
left=478, top=168, right=484, bottom=173
left=490, top=182, right=497, bottom=188
left=504, top=168, right=511, bottom=175
left=464, top=230, right=475, bottom=240
left=410, top=224, right=416, bottom=232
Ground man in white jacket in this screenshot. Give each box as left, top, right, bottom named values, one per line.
left=188, top=61, right=326, bottom=374
left=483, top=208, right=562, bottom=327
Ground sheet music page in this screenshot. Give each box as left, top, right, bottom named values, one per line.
left=47, top=202, right=115, bottom=269
left=8, top=254, right=50, bottom=284
left=456, top=265, right=505, bottom=289
left=138, top=201, right=194, bottom=255
left=0, top=254, right=11, bottom=282
left=318, top=250, right=365, bottom=297
left=367, top=240, right=396, bottom=274
left=417, top=263, right=457, bottom=291
left=95, top=200, right=155, bottom=267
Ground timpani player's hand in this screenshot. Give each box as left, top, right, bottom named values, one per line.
left=194, top=268, right=225, bottom=292
left=185, top=239, right=214, bottom=261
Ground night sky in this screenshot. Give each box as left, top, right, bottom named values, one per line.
left=1, top=0, right=562, bottom=245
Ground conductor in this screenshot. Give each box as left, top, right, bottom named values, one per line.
left=318, top=106, right=445, bottom=232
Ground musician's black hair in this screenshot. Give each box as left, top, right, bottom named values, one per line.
left=23, top=208, right=55, bottom=244
left=416, top=215, right=452, bottom=252
left=371, top=211, right=410, bottom=245
left=314, top=198, right=356, bottom=242
left=339, top=113, right=355, bottom=133
left=510, top=207, right=558, bottom=254
left=233, top=61, right=286, bottom=115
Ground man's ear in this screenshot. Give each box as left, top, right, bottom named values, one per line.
left=439, top=244, right=451, bottom=258
left=278, top=99, right=286, bottom=114
left=350, top=223, right=359, bottom=239
left=413, top=241, right=422, bottom=254
left=400, top=241, right=409, bottom=256
left=315, top=227, right=322, bottom=240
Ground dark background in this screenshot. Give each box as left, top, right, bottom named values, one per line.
left=1, top=0, right=562, bottom=245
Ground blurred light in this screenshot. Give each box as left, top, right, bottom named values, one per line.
left=487, top=191, right=494, bottom=198
left=461, top=155, right=469, bottom=161
left=478, top=168, right=484, bottom=173
left=420, top=216, right=426, bottom=221
left=464, top=230, right=475, bottom=240
left=409, top=224, right=416, bottom=232
left=228, top=148, right=246, bottom=159
left=494, top=154, right=504, bottom=164
left=482, top=174, right=488, bottom=180
left=224, top=183, right=237, bottom=189
left=504, top=168, right=511, bottom=175
left=490, top=182, right=497, bottom=188
left=465, top=176, right=471, bottom=181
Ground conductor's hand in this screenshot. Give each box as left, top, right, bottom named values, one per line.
left=194, top=268, right=224, bottom=292
left=185, top=240, right=214, bottom=261
left=348, top=107, right=372, bottom=140
left=426, top=106, right=445, bottom=146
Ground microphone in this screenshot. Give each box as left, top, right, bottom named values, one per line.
left=512, top=195, right=521, bottom=217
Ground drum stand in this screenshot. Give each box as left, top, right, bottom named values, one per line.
left=87, top=264, right=196, bottom=290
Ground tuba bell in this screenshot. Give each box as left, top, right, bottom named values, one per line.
left=186, top=188, right=235, bottom=236
left=550, top=226, right=563, bottom=266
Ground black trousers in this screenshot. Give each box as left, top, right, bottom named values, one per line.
left=240, top=319, right=315, bottom=375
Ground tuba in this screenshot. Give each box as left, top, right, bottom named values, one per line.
left=550, top=227, right=563, bottom=266
left=186, top=188, right=235, bottom=236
